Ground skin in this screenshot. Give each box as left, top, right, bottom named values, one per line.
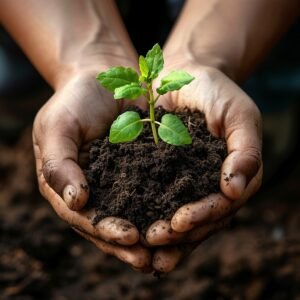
left=0, top=0, right=151, bottom=272
left=147, top=64, right=263, bottom=271
left=145, top=0, right=299, bottom=272
left=1, top=0, right=299, bottom=273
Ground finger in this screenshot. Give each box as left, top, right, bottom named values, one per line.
left=220, top=105, right=262, bottom=200
left=171, top=193, right=233, bottom=232
left=152, top=247, right=182, bottom=273
left=152, top=244, right=196, bottom=273
left=171, top=163, right=262, bottom=234
left=186, top=215, right=232, bottom=242
left=152, top=218, right=231, bottom=273
left=34, top=109, right=89, bottom=211
left=73, top=228, right=152, bottom=272
left=37, top=171, right=139, bottom=245
left=189, top=74, right=263, bottom=200
left=147, top=215, right=232, bottom=246
left=152, top=216, right=230, bottom=273
left=97, top=217, right=139, bottom=245
left=146, top=220, right=185, bottom=246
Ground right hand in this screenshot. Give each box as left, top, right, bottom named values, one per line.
left=33, top=71, right=151, bottom=272
left=146, top=60, right=263, bottom=273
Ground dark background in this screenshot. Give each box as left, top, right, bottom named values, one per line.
left=0, top=1, right=300, bottom=299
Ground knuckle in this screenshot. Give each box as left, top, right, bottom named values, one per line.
left=243, top=147, right=262, bottom=173
left=245, top=146, right=261, bottom=161
left=42, top=157, right=59, bottom=187
left=42, top=156, right=64, bottom=195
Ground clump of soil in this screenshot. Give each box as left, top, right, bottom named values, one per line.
left=2, top=126, right=300, bottom=299
left=85, top=107, right=227, bottom=232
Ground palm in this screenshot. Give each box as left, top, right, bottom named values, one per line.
left=146, top=64, right=262, bottom=272
left=36, top=75, right=119, bottom=158
left=157, top=64, right=262, bottom=201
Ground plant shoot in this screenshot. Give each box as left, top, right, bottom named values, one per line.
left=96, top=43, right=194, bottom=146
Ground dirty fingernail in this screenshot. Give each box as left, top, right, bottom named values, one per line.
left=63, top=185, right=77, bottom=208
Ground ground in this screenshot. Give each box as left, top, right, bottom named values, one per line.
left=0, top=128, right=300, bottom=300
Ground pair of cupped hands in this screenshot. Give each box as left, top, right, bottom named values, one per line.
left=32, top=52, right=262, bottom=274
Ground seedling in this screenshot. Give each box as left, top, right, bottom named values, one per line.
left=96, top=43, right=195, bottom=146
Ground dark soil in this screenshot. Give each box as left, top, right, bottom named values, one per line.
left=85, top=107, right=227, bottom=232
left=1, top=127, right=300, bottom=299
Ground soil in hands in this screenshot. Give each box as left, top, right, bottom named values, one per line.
left=85, top=107, right=227, bottom=233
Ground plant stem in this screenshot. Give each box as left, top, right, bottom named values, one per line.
left=148, top=83, right=159, bottom=144
left=141, top=118, right=152, bottom=122
left=154, top=94, right=160, bottom=104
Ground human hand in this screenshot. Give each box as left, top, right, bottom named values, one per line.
left=146, top=60, right=262, bottom=273
left=33, top=71, right=151, bottom=272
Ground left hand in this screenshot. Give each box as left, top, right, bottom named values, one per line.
left=145, top=59, right=263, bottom=273
left=33, top=71, right=151, bottom=272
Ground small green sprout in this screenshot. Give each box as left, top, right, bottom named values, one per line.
left=96, top=43, right=195, bottom=146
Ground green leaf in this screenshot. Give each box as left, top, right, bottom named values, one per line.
left=145, top=43, right=164, bottom=81
left=114, top=83, right=147, bottom=100
left=109, top=111, right=143, bottom=143
left=157, top=71, right=195, bottom=95
left=139, top=55, right=149, bottom=82
left=96, top=67, right=139, bottom=92
left=158, top=114, right=192, bottom=145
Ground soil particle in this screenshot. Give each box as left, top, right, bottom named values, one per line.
left=80, top=183, right=89, bottom=191
left=85, top=107, right=227, bottom=232
left=223, top=172, right=235, bottom=186
left=2, top=127, right=300, bottom=299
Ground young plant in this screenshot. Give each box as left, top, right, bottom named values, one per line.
left=96, top=43, right=194, bottom=146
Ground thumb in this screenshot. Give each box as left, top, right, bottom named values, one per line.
left=37, top=123, right=89, bottom=211
left=220, top=117, right=262, bottom=200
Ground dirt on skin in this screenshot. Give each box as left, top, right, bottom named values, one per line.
left=1, top=127, right=300, bottom=299
left=84, top=107, right=227, bottom=232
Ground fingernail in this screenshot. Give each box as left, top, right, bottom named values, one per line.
left=230, top=173, right=247, bottom=199
left=63, top=185, right=77, bottom=208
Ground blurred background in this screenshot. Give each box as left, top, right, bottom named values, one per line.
left=0, top=1, right=300, bottom=299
